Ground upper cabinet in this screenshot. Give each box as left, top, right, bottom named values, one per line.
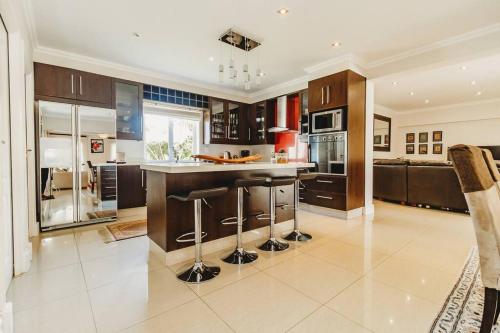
left=35, top=63, right=112, bottom=108
left=248, top=100, right=275, bottom=145
left=308, top=72, right=347, bottom=112
left=114, top=79, right=143, bottom=141
left=206, top=97, right=247, bottom=145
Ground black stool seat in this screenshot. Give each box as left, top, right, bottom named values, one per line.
left=264, top=176, right=296, bottom=187
left=234, top=177, right=268, bottom=188
left=298, top=173, right=319, bottom=181
left=168, top=187, right=227, bottom=201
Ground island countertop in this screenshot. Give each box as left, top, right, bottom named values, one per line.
left=140, top=162, right=315, bottom=173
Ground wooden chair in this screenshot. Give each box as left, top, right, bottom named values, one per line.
left=449, top=144, right=500, bottom=333
left=87, top=161, right=97, bottom=194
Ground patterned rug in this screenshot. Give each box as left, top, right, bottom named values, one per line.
left=105, top=219, right=147, bottom=241
left=430, top=248, right=484, bottom=333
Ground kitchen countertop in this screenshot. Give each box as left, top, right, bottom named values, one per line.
left=92, top=162, right=143, bottom=167
left=140, top=162, right=315, bottom=173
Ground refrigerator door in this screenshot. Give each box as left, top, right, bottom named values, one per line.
left=77, top=105, right=117, bottom=223
left=39, top=101, right=77, bottom=229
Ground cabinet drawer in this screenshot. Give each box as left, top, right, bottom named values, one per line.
left=303, top=189, right=346, bottom=210
left=301, top=175, right=346, bottom=194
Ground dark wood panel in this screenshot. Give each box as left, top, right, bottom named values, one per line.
left=301, top=174, right=346, bottom=194
left=76, top=71, right=112, bottom=107
left=34, top=63, right=76, bottom=100
left=146, top=171, right=167, bottom=250
left=117, top=165, right=146, bottom=209
left=308, top=72, right=348, bottom=112
left=346, top=70, right=366, bottom=210
left=302, top=189, right=346, bottom=210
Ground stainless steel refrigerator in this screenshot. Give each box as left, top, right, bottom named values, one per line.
left=37, top=100, right=117, bottom=230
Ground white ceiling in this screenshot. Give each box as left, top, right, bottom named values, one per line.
left=26, top=0, right=500, bottom=97
left=374, top=53, right=500, bottom=111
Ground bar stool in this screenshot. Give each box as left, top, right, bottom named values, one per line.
left=221, top=177, right=268, bottom=264
left=283, top=172, right=318, bottom=241
left=168, top=187, right=228, bottom=283
left=258, top=176, right=296, bottom=251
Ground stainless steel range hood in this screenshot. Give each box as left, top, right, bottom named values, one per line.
left=268, top=96, right=288, bottom=132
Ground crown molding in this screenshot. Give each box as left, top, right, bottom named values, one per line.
left=304, top=53, right=367, bottom=75
left=247, top=75, right=309, bottom=102
left=33, top=46, right=251, bottom=102
left=20, top=0, right=38, bottom=48
left=365, top=23, right=500, bottom=69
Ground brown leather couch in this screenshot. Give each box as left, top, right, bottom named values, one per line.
left=373, top=159, right=469, bottom=211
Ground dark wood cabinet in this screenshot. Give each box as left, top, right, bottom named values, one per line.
left=96, top=166, right=117, bottom=201
left=114, top=79, right=143, bottom=140
left=299, top=174, right=347, bottom=210
left=34, top=62, right=112, bottom=108
left=248, top=100, right=275, bottom=145
left=35, top=63, right=76, bottom=100
left=205, top=97, right=247, bottom=145
left=76, top=71, right=112, bottom=106
left=308, top=72, right=347, bottom=112
left=117, top=165, right=146, bottom=209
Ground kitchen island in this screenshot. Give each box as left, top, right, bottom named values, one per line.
left=140, top=162, right=314, bottom=253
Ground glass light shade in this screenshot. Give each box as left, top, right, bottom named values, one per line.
left=218, top=64, right=224, bottom=83
left=244, top=81, right=251, bottom=90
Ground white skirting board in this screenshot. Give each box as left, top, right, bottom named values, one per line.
left=0, top=302, right=13, bottom=333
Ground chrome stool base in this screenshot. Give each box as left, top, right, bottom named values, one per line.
left=283, top=230, right=312, bottom=242
left=222, top=248, right=258, bottom=264
left=258, top=238, right=289, bottom=252
left=177, top=262, right=220, bottom=283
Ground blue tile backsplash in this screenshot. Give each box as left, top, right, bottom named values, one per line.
left=143, top=84, right=209, bottom=108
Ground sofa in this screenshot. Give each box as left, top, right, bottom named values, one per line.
left=374, top=159, right=469, bottom=211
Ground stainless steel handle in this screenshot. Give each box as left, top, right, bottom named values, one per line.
left=316, top=195, right=333, bottom=200
left=79, top=75, right=83, bottom=95
left=71, top=74, right=74, bottom=94
left=321, top=86, right=324, bottom=105
left=248, top=128, right=250, bottom=141
left=299, top=197, right=304, bottom=200
left=326, top=85, right=330, bottom=104
left=316, top=179, right=333, bottom=184
left=104, top=186, right=115, bottom=189
left=141, top=170, right=144, bottom=187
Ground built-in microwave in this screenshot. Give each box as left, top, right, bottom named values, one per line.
left=311, top=108, right=344, bottom=134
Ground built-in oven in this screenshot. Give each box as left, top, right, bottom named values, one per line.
left=311, top=108, right=344, bottom=134
left=309, top=132, right=347, bottom=175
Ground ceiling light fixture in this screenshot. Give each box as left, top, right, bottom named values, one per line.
left=476, top=91, right=482, bottom=96
left=277, top=8, right=289, bottom=15
left=208, top=56, right=214, bottom=62
left=331, top=41, right=342, bottom=47
left=132, top=32, right=141, bottom=38
left=471, top=80, right=476, bottom=85
left=392, top=81, right=398, bottom=85
left=424, top=99, right=430, bottom=104
left=460, top=65, right=467, bottom=70
left=409, top=92, right=415, bottom=96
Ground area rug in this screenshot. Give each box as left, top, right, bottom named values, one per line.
left=105, top=219, right=147, bottom=241
left=429, top=248, right=484, bottom=333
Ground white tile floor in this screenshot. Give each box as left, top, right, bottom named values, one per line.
left=8, top=201, right=476, bottom=333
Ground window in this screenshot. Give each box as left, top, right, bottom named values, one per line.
left=143, top=105, right=201, bottom=161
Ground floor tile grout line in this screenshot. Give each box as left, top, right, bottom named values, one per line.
left=73, top=231, right=99, bottom=333
left=198, top=294, right=237, bottom=333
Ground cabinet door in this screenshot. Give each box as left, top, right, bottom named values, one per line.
left=323, top=72, right=347, bottom=109
left=117, top=165, right=146, bottom=209
left=308, top=77, right=326, bottom=112
left=227, top=102, right=242, bottom=144
left=209, top=98, right=226, bottom=143
left=76, top=71, right=112, bottom=107
left=115, top=80, right=143, bottom=140
left=252, top=101, right=267, bottom=144
left=34, top=63, right=76, bottom=100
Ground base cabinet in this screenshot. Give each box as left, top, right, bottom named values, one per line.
left=299, top=175, right=347, bottom=210
left=117, top=165, right=146, bottom=209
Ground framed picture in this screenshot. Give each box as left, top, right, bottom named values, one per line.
left=419, top=144, right=428, bottom=154
left=406, top=144, right=415, bottom=154
left=91, top=139, right=104, bottom=153
left=433, top=131, right=443, bottom=142
left=419, top=132, right=428, bottom=143
left=406, top=133, right=415, bottom=143
left=433, top=143, right=443, bottom=154
left=374, top=135, right=382, bottom=145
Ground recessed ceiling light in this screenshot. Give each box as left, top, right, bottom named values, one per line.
left=331, top=41, right=342, bottom=47
left=277, top=8, right=289, bottom=15
left=471, top=80, right=476, bottom=85
left=476, top=91, right=482, bottom=96
left=460, top=65, right=467, bottom=70
left=132, top=32, right=141, bottom=38
left=409, top=92, right=415, bottom=96
left=424, top=99, right=430, bottom=104
left=208, top=56, right=214, bottom=62
left=392, top=81, right=398, bottom=85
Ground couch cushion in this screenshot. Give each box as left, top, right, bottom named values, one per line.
left=373, top=159, right=408, bottom=165
left=408, top=160, right=452, bottom=167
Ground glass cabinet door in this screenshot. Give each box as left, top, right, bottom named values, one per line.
left=210, top=98, right=225, bottom=140
left=116, top=81, right=142, bottom=140
left=227, top=102, right=241, bottom=142
left=255, top=102, right=266, bottom=142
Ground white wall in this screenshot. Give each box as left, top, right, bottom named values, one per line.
left=373, top=99, right=500, bottom=161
